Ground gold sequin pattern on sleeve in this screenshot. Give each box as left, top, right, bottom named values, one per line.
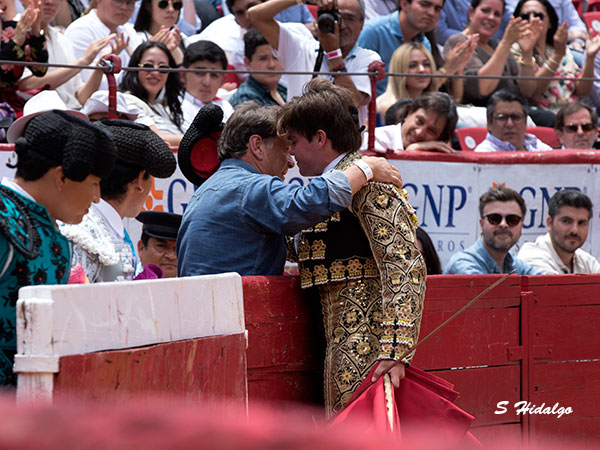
left=351, top=181, right=426, bottom=364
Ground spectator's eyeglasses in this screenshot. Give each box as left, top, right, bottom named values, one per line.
left=519, top=11, right=544, bottom=21
left=111, top=0, right=136, bottom=8
left=493, top=113, right=525, bottom=124
left=564, top=122, right=595, bottom=133
left=157, top=0, right=183, bottom=10
left=484, top=213, right=522, bottom=227
left=139, top=62, right=170, bottom=71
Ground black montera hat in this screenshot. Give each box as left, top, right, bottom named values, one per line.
left=177, top=104, right=224, bottom=186
left=22, top=110, right=117, bottom=181
left=136, top=211, right=182, bottom=240
left=97, top=120, right=176, bottom=178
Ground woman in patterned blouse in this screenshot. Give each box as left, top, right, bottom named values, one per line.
left=511, top=0, right=600, bottom=112
left=0, top=0, right=48, bottom=114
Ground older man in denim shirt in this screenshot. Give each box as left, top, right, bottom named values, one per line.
left=177, top=103, right=402, bottom=277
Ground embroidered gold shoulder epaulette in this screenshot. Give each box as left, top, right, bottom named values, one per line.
left=368, top=182, right=420, bottom=228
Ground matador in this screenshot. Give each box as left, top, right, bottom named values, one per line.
left=278, top=79, right=427, bottom=416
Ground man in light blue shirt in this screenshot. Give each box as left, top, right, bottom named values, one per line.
left=444, top=186, right=541, bottom=275
left=177, top=103, right=402, bottom=277
left=358, top=0, right=438, bottom=95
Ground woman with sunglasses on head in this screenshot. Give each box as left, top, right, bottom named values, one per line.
left=511, top=0, right=600, bottom=114
left=119, top=41, right=184, bottom=145
left=134, top=0, right=189, bottom=65
left=443, top=0, right=538, bottom=107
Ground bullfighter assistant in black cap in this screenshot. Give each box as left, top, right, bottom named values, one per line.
left=136, top=211, right=182, bottom=278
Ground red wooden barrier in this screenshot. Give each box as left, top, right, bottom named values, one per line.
left=524, top=275, right=600, bottom=446
left=15, top=274, right=247, bottom=404
left=241, top=274, right=600, bottom=446
left=54, top=334, right=247, bottom=403
left=243, top=276, right=324, bottom=409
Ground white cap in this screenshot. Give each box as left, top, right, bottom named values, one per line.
left=7, top=90, right=88, bottom=143
left=81, top=91, right=140, bottom=121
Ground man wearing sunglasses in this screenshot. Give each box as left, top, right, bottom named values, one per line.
left=475, top=89, right=553, bottom=153
left=518, top=190, right=600, bottom=274
left=554, top=102, right=598, bottom=150
left=445, top=186, right=540, bottom=275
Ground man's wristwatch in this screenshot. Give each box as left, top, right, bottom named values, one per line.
left=354, top=159, right=373, bottom=181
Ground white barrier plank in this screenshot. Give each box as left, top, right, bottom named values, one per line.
left=16, top=273, right=244, bottom=357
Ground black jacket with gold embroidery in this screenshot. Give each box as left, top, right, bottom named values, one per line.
left=296, top=151, right=426, bottom=363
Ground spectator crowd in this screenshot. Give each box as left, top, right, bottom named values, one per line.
left=2, top=0, right=600, bottom=146
left=2, top=0, right=600, bottom=397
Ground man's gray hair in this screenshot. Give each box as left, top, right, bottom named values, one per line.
left=218, top=103, right=278, bottom=161
left=356, top=0, right=365, bottom=20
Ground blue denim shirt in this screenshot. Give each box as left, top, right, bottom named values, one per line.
left=177, top=158, right=352, bottom=277
left=444, top=238, right=541, bottom=275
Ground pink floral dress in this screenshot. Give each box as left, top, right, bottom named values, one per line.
left=0, top=20, right=48, bottom=114
left=512, top=44, right=581, bottom=113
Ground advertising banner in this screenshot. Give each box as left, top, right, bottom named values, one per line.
left=1, top=148, right=599, bottom=269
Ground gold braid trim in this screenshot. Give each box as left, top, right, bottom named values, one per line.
left=351, top=179, right=426, bottom=364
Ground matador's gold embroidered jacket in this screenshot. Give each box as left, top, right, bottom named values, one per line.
left=296, top=151, right=426, bottom=364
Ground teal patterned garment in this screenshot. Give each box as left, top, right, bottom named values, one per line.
left=0, top=185, right=70, bottom=386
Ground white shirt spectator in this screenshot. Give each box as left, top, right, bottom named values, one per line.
left=189, top=15, right=240, bottom=55
left=64, top=9, right=143, bottom=90
left=276, top=23, right=381, bottom=126
left=181, top=91, right=233, bottom=131
left=360, top=123, right=404, bottom=153
left=21, top=26, right=84, bottom=109
left=518, top=233, right=600, bottom=274
left=188, top=15, right=249, bottom=80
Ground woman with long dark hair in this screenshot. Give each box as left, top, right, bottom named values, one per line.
left=416, top=227, right=442, bottom=275
left=119, top=41, right=184, bottom=146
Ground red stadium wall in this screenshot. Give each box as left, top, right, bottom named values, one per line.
left=242, top=274, right=600, bottom=446
left=15, top=272, right=598, bottom=446
left=53, top=334, right=247, bottom=403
